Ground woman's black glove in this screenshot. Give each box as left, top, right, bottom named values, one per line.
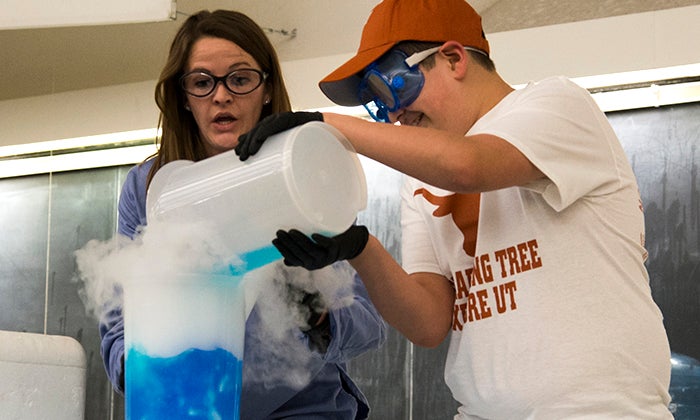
left=272, top=225, right=369, bottom=270
left=284, top=283, right=331, bottom=354
left=235, top=111, right=324, bottom=161
left=299, top=291, right=331, bottom=354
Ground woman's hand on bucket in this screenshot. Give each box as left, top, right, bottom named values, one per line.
left=272, top=225, right=369, bottom=270
left=235, top=111, right=324, bottom=161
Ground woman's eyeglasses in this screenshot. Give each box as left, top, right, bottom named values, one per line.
left=180, top=68, right=268, bottom=97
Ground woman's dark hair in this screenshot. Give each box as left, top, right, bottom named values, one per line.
left=147, top=10, right=292, bottom=186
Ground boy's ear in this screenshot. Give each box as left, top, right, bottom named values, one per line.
left=439, top=40, right=468, bottom=75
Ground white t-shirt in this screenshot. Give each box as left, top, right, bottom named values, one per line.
left=401, top=76, right=672, bottom=419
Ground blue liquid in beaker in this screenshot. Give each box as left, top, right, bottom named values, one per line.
left=126, top=347, right=243, bottom=419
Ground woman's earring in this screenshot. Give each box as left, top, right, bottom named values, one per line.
left=264, top=98, right=270, bottom=105
left=184, top=103, right=191, bottom=111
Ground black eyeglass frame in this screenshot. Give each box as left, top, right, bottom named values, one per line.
left=179, top=68, right=269, bottom=98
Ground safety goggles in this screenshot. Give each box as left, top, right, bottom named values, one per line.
left=357, top=46, right=488, bottom=122
left=357, top=48, right=437, bottom=123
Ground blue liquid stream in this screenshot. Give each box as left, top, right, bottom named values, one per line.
left=227, top=244, right=282, bottom=275
left=126, top=347, right=243, bottom=420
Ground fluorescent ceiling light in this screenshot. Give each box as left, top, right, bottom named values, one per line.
left=0, top=129, right=159, bottom=179
left=573, top=63, right=700, bottom=90
left=507, top=63, right=700, bottom=113
left=0, top=128, right=160, bottom=159
left=0, top=0, right=176, bottom=30
left=590, top=80, right=700, bottom=113
left=575, top=63, right=700, bottom=112
left=0, top=145, right=157, bottom=179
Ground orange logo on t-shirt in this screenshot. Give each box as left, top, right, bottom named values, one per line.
left=413, top=188, right=480, bottom=256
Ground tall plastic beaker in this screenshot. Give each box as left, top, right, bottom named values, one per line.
left=145, top=121, right=367, bottom=273
left=124, top=272, right=246, bottom=420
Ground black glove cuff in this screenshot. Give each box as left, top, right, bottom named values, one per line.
left=348, top=225, right=369, bottom=259
left=300, top=292, right=325, bottom=329
left=305, top=315, right=331, bottom=354
left=120, top=354, right=125, bottom=392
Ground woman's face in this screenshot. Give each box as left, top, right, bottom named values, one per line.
left=184, top=36, right=270, bottom=157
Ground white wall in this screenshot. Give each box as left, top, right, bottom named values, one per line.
left=0, top=81, right=157, bottom=149
left=488, top=4, right=700, bottom=85
left=2, top=5, right=700, bottom=149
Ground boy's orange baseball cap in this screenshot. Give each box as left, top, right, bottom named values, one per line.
left=319, top=0, right=489, bottom=106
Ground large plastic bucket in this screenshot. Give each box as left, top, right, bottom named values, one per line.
left=146, top=121, right=367, bottom=272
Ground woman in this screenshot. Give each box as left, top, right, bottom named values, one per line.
left=99, top=10, right=386, bottom=419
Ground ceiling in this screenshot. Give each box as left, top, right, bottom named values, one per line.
left=1, top=0, right=698, bottom=103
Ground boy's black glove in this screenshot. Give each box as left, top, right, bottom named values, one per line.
left=272, top=225, right=369, bottom=271
left=235, top=111, right=324, bottom=161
